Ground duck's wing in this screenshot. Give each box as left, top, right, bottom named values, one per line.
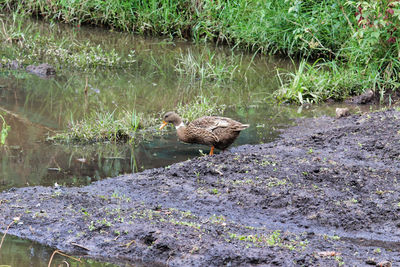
left=192, top=116, right=249, bottom=131
left=190, top=116, right=232, bottom=130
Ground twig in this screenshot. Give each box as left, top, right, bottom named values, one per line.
left=48, top=250, right=82, bottom=267
left=70, top=242, right=90, bottom=251
left=0, top=106, right=56, bottom=133
left=0, top=219, right=16, bottom=250
left=338, top=0, right=355, bottom=35
left=84, top=76, right=88, bottom=114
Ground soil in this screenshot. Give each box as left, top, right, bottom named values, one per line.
left=1, top=109, right=400, bottom=266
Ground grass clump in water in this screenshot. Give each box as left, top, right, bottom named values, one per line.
left=176, top=96, right=226, bottom=123
left=50, top=110, right=156, bottom=143
left=50, top=96, right=226, bottom=144
left=175, top=49, right=239, bottom=87
left=0, top=14, right=136, bottom=70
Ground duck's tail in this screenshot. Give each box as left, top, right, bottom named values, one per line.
left=236, top=124, right=250, bottom=131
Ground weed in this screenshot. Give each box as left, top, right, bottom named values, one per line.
left=210, top=188, right=219, bottom=195
left=176, top=96, right=226, bottom=124
left=0, top=114, right=10, bottom=145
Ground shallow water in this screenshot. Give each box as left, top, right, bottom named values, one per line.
left=0, top=18, right=362, bottom=266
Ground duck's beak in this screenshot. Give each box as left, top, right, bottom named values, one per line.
left=159, top=121, right=168, bottom=130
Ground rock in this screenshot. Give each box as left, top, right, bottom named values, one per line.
left=26, top=63, right=56, bottom=77
left=366, top=259, right=377, bottom=265
left=336, top=107, right=350, bottom=118
left=347, top=89, right=374, bottom=104
left=376, top=260, right=392, bottom=267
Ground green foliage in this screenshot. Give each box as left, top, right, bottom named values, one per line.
left=275, top=60, right=366, bottom=103
left=276, top=0, right=400, bottom=103
left=1, top=0, right=399, bottom=103
left=0, top=0, right=350, bottom=57
left=0, top=114, right=10, bottom=145
left=50, top=109, right=157, bottom=143
left=176, top=96, right=226, bottom=123
left=175, top=48, right=240, bottom=87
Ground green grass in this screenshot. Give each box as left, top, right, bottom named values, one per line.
left=49, top=109, right=152, bottom=143
left=0, top=14, right=136, bottom=70
left=50, top=96, right=226, bottom=143
left=1, top=0, right=399, bottom=104
left=176, top=96, right=226, bottom=123
left=0, top=0, right=351, bottom=57
left=275, top=60, right=368, bottom=104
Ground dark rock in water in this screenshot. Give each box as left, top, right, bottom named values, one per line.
left=346, top=89, right=374, bottom=104
left=26, top=63, right=56, bottom=77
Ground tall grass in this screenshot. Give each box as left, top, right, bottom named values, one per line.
left=2, top=0, right=398, bottom=104
left=0, top=0, right=351, bottom=57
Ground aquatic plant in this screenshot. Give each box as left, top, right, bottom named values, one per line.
left=0, top=12, right=136, bottom=70
left=175, top=48, right=239, bottom=86
left=0, top=114, right=10, bottom=145
left=176, top=96, right=226, bottom=123
left=49, top=109, right=155, bottom=143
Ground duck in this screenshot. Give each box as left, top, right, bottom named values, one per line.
left=160, top=111, right=249, bottom=155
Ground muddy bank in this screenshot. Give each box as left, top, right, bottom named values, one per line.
left=1, top=109, right=400, bottom=266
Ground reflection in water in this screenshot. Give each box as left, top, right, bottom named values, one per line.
left=0, top=235, right=124, bottom=267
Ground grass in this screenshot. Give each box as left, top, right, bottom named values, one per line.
left=49, top=109, right=153, bottom=143
left=0, top=0, right=350, bottom=57
left=1, top=0, right=398, bottom=104
left=0, top=14, right=136, bottom=70
left=175, top=48, right=240, bottom=87
left=275, top=60, right=368, bottom=104
left=50, top=96, right=226, bottom=143
left=176, top=96, right=226, bottom=123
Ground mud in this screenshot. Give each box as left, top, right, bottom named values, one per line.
left=1, top=109, right=400, bottom=266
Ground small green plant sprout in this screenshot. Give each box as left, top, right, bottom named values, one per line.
left=308, top=148, right=313, bottom=154
left=210, top=188, right=219, bottom=195
left=88, top=221, right=96, bottom=231
left=0, top=114, right=11, bottom=145
left=374, top=248, right=381, bottom=254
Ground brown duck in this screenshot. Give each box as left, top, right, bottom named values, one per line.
left=160, top=111, right=249, bottom=155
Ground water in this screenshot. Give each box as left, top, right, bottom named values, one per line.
left=0, top=18, right=352, bottom=266
left=0, top=235, right=122, bottom=267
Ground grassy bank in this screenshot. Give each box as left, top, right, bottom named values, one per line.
left=1, top=0, right=399, bottom=104
left=0, top=0, right=349, bottom=57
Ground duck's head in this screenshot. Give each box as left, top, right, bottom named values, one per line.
left=159, top=111, right=183, bottom=129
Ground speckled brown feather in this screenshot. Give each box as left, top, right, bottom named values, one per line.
left=162, top=112, right=249, bottom=151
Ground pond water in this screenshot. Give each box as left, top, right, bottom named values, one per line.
left=0, top=18, right=358, bottom=266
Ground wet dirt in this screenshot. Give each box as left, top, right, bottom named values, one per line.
left=1, top=109, right=400, bottom=266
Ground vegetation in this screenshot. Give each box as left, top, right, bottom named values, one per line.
left=0, top=0, right=398, bottom=104
left=49, top=97, right=226, bottom=143
left=0, top=0, right=399, bottom=143
left=0, top=114, right=10, bottom=145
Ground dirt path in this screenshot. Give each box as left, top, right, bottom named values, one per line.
left=1, top=109, right=400, bottom=266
